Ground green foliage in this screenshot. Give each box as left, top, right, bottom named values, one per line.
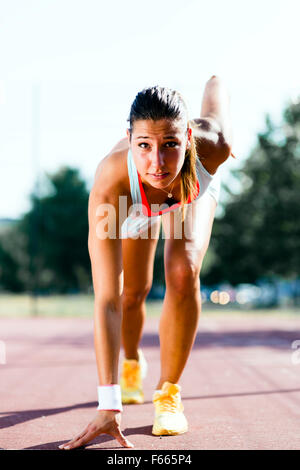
left=202, top=99, right=300, bottom=286
left=0, top=233, right=24, bottom=292
left=15, top=166, right=91, bottom=293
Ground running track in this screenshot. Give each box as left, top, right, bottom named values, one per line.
left=1, top=312, right=300, bottom=450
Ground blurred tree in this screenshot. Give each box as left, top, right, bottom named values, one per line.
left=18, top=166, right=91, bottom=293
left=0, top=231, right=24, bottom=292
left=202, top=99, right=300, bottom=293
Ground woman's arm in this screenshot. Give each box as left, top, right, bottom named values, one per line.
left=59, top=159, right=133, bottom=450
left=200, top=75, right=233, bottom=145
left=89, top=186, right=123, bottom=385
left=191, top=75, right=234, bottom=174
left=89, top=154, right=130, bottom=384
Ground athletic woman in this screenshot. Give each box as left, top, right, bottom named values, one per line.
left=59, top=75, right=234, bottom=450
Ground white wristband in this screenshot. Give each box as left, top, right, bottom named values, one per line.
left=97, top=384, right=123, bottom=412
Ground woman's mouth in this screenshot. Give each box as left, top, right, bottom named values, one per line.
left=148, top=172, right=169, bottom=179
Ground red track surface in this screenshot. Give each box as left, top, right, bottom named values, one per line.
left=1, top=313, right=300, bottom=450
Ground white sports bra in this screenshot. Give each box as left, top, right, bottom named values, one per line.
left=121, top=148, right=218, bottom=239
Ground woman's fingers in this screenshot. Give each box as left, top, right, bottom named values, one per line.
left=111, top=428, right=134, bottom=448
left=66, top=433, right=94, bottom=450
left=58, top=413, right=134, bottom=450
left=59, top=430, right=96, bottom=450
left=59, top=428, right=90, bottom=450
left=60, top=429, right=134, bottom=450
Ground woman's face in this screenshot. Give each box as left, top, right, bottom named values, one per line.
left=127, top=118, right=192, bottom=190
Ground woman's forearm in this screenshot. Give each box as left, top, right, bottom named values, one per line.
left=201, top=75, right=232, bottom=145
left=88, top=181, right=124, bottom=387
left=94, top=300, right=122, bottom=385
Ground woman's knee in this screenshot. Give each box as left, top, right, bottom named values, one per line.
left=122, top=284, right=152, bottom=309
left=165, top=260, right=200, bottom=295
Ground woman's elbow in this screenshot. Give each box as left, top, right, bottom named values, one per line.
left=218, top=131, right=233, bottom=156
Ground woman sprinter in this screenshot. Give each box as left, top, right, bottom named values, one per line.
left=59, top=75, right=234, bottom=450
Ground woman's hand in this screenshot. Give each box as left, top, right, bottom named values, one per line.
left=58, top=410, right=134, bottom=450
left=191, top=117, right=232, bottom=174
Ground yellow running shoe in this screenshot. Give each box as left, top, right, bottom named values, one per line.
left=120, top=349, right=146, bottom=404
left=152, top=381, right=188, bottom=436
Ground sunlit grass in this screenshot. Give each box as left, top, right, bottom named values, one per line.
left=0, top=294, right=161, bottom=318
left=0, top=294, right=299, bottom=318
left=0, top=293, right=94, bottom=317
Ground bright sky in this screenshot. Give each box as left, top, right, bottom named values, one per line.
left=0, top=0, right=299, bottom=219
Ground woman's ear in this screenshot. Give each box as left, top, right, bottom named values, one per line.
left=126, top=128, right=131, bottom=145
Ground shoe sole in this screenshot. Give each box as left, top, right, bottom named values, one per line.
left=122, top=391, right=144, bottom=404
left=152, top=426, right=188, bottom=436
left=122, top=397, right=144, bottom=404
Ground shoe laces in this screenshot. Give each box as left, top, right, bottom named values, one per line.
left=122, top=360, right=141, bottom=388
left=153, top=384, right=183, bottom=414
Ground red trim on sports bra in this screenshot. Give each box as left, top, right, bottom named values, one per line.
left=137, top=172, right=200, bottom=217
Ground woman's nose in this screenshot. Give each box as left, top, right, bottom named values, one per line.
left=150, top=149, right=165, bottom=168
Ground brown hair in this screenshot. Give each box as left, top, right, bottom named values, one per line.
left=127, top=86, right=198, bottom=222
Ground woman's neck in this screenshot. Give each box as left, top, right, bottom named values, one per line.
left=141, top=172, right=182, bottom=204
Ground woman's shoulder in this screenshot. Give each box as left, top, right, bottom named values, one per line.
left=92, top=137, right=130, bottom=198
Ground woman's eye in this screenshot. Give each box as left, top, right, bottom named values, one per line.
left=165, top=141, right=178, bottom=147
left=138, top=141, right=178, bottom=149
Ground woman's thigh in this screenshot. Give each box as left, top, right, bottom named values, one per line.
left=161, top=192, right=217, bottom=285
left=122, top=218, right=161, bottom=300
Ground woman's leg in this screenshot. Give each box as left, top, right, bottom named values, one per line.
left=156, top=192, right=217, bottom=389
left=121, top=219, right=161, bottom=360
